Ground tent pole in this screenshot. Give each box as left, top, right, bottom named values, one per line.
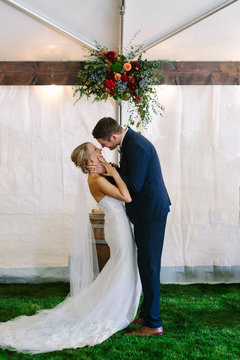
left=118, top=0, right=126, bottom=127
left=119, top=0, right=125, bottom=55
left=136, top=0, right=238, bottom=56
left=2, top=0, right=97, bottom=50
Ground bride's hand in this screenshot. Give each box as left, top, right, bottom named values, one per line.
left=98, top=155, right=117, bottom=177
left=102, top=162, right=117, bottom=177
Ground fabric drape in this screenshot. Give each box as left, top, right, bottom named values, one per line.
left=0, top=85, right=239, bottom=283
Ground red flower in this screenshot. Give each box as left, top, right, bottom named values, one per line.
left=128, top=81, right=137, bottom=91
left=130, top=61, right=140, bottom=71
left=127, top=77, right=136, bottom=91
left=108, top=72, right=115, bottom=81
left=104, top=79, right=116, bottom=90
left=106, top=51, right=116, bottom=61
left=121, top=74, right=128, bottom=82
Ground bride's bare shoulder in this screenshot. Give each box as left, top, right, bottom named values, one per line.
left=88, top=175, right=107, bottom=202
left=88, top=174, right=108, bottom=193
left=88, top=174, right=106, bottom=187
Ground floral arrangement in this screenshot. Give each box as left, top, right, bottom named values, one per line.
left=74, top=41, right=166, bottom=128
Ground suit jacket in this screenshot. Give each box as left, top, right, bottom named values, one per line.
left=118, top=128, right=171, bottom=225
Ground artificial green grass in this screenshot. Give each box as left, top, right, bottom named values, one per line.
left=0, top=283, right=239, bottom=360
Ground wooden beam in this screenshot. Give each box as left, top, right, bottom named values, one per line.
left=158, top=61, right=240, bottom=85
left=0, top=62, right=82, bottom=85
left=0, top=61, right=240, bottom=85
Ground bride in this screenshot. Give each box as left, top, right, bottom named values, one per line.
left=0, top=142, right=141, bottom=354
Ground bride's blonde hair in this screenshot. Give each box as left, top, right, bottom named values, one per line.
left=71, top=142, right=91, bottom=174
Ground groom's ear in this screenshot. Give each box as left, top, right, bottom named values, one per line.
left=111, top=134, right=117, bottom=141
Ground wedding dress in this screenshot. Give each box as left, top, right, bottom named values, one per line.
left=0, top=196, right=141, bottom=354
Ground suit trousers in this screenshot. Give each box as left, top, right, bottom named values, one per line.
left=134, top=215, right=167, bottom=328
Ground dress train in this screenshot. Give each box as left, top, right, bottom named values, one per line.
left=0, top=196, right=141, bottom=354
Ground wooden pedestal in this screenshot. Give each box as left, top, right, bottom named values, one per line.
left=89, top=213, right=110, bottom=271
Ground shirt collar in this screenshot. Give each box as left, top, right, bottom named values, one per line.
left=120, top=128, right=128, bottom=147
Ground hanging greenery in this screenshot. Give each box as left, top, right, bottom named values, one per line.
left=74, top=40, right=167, bottom=128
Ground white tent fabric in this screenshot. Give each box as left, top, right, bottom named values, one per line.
left=0, top=0, right=239, bottom=283
left=0, top=0, right=240, bottom=61
left=150, top=86, right=240, bottom=282
left=0, top=85, right=239, bottom=283
left=0, top=86, right=116, bottom=282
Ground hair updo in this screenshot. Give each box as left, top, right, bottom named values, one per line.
left=71, top=142, right=91, bottom=174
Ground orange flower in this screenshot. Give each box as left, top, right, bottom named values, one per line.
left=123, top=62, right=132, bottom=71
left=114, top=73, right=121, bottom=81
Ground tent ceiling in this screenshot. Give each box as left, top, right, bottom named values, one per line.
left=0, top=0, right=240, bottom=61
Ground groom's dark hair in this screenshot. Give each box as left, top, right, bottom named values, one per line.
left=92, top=117, right=123, bottom=140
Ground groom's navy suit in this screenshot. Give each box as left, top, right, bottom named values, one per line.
left=118, top=128, right=171, bottom=328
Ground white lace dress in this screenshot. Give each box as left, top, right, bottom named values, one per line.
left=0, top=196, right=141, bottom=354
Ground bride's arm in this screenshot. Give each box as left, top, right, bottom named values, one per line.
left=91, top=163, right=132, bottom=203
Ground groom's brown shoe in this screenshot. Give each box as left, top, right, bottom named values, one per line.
left=126, top=326, right=164, bottom=336
left=130, top=317, right=144, bottom=325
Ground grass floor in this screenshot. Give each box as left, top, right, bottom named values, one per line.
left=0, top=283, right=239, bottom=360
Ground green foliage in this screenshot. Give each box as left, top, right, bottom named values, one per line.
left=73, top=40, right=167, bottom=128
left=0, top=283, right=239, bottom=359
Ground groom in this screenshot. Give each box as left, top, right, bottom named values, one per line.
left=91, top=117, right=171, bottom=336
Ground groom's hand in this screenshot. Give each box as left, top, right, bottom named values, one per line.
left=86, top=162, right=105, bottom=174
left=87, top=155, right=118, bottom=175
left=87, top=155, right=110, bottom=174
